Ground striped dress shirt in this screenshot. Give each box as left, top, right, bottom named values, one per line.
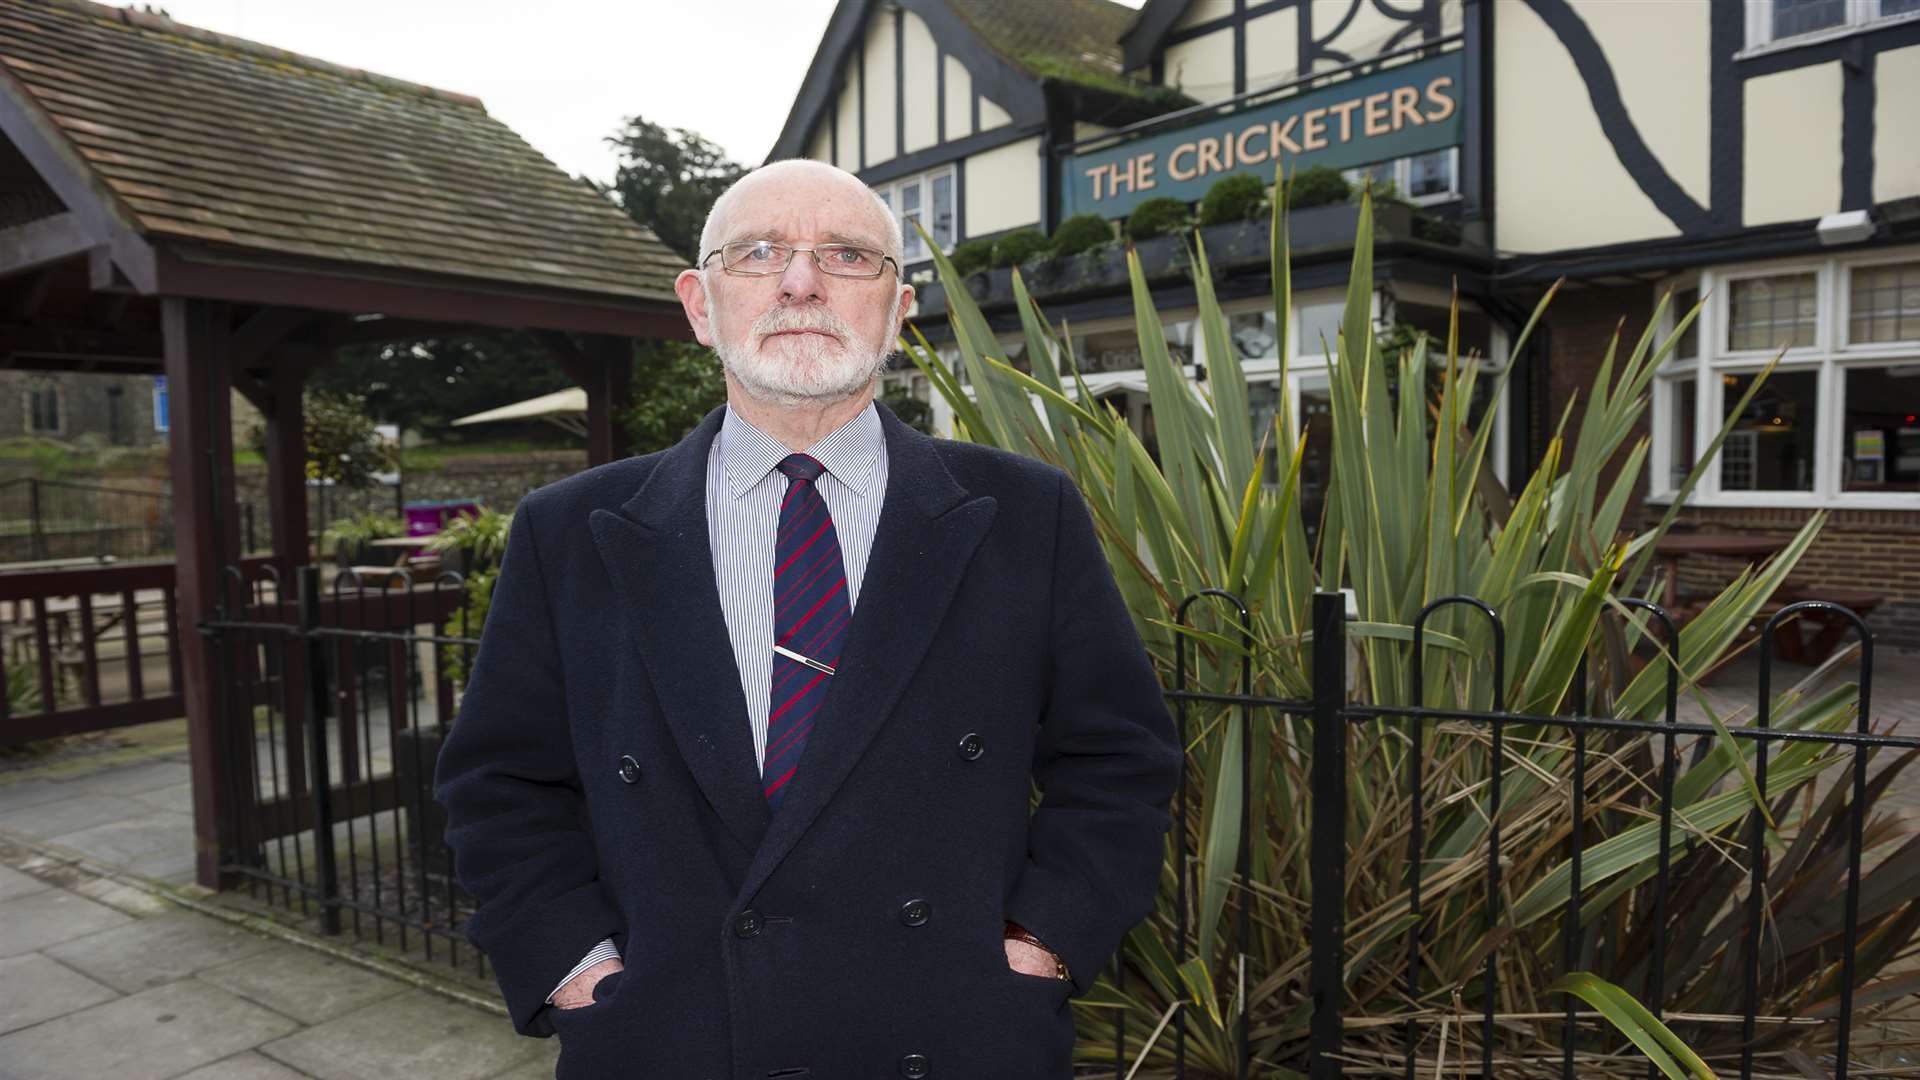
left=548, top=401, right=890, bottom=1003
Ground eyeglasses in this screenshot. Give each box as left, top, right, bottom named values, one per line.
left=700, top=240, right=898, bottom=280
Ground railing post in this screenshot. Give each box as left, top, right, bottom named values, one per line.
left=298, top=565, right=342, bottom=935
left=1309, top=591, right=1348, bottom=1080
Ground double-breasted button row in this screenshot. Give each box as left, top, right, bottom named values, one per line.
left=955, top=733, right=985, bottom=761
left=616, top=755, right=641, bottom=783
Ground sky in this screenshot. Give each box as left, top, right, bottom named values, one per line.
left=132, top=0, right=1145, bottom=186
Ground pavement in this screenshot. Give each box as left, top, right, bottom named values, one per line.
left=0, top=747, right=560, bottom=1080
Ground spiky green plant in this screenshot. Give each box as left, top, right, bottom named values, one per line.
left=904, top=181, right=1918, bottom=1077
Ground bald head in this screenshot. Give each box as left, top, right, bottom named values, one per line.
left=698, top=159, right=903, bottom=268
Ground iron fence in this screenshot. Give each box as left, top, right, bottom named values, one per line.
left=199, top=574, right=1917, bottom=1078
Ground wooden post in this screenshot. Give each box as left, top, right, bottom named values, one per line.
left=163, top=297, right=244, bottom=889
left=580, top=334, right=633, bottom=466
left=264, top=357, right=310, bottom=576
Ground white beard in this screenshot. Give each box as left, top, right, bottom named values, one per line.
left=711, top=297, right=898, bottom=406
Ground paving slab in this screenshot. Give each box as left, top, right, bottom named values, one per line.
left=44, top=910, right=278, bottom=994
left=483, top=1043, right=561, bottom=1079
left=0, top=780, right=83, bottom=815
left=0, top=952, right=118, bottom=1037
left=71, top=876, right=179, bottom=917
left=0, top=794, right=157, bottom=840
left=198, top=941, right=408, bottom=1025
left=129, top=780, right=195, bottom=815
left=174, top=1051, right=315, bottom=1079
left=258, top=988, right=542, bottom=1080
left=0, top=863, right=48, bottom=901
left=0, top=888, right=133, bottom=958
left=56, top=759, right=192, bottom=797
left=45, top=810, right=195, bottom=867
left=0, top=978, right=297, bottom=1080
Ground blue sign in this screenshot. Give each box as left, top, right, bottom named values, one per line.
left=153, top=375, right=169, bottom=433
left=1061, top=51, right=1465, bottom=219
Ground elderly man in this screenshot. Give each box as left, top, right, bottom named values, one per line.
left=434, top=159, right=1180, bottom=1079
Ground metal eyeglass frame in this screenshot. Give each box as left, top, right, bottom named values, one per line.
left=699, top=241, right=900, bottom=280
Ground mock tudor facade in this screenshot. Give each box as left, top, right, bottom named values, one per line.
left=769, top=0, right=1920, bottom=643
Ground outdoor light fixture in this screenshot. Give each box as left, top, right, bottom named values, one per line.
left=1816, top=209, right=1875, bottom=246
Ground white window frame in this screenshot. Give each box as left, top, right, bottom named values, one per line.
left=1648, top=247, right=1920, bottom=509
left=1741, top=0, right=1920, bottom=55
left=1341, top=147, right=1462, bottom=207
left=872, top=166, right=957, bottom=264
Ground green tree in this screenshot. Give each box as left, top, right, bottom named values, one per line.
left=251, top=389, right=396, bottom=487
left=312, top=333, right=573, bottom=444
left=605, top=116, right=746, bottom=262
left=619, top=340, right=726, bottom=454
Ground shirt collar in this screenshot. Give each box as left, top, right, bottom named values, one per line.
left=718, top=400, right=883, bottom=499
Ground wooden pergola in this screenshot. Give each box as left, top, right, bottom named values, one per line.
left=0, top=0, right=688, bottom=885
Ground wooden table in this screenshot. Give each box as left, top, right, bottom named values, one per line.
left=1651, top=533, right=1790, bottom=611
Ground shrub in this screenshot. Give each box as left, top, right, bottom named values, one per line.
left=1284, top=164, right=1350, bottom=210
left=989, top=228, right=1050, bottom=268
left=1197, top=172, right=1269, bottom=226
left=1048, top=213, right=1113, bottom=257
left=1125, top=197, right=1191, bottom=242
left=946, top=237, right=995, bottom=277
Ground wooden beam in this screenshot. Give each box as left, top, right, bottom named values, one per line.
left=162, top=296, right=245, bottom=890
left=0, top=353, right=159, bottom=375
left=231, top=368, right=274, bottom=415
left=587, top=334, right=634, bottom=464
left=7, top=270, right=55, bottom=320
left=229, top=306, right=321, bottom=369
left=0, top=213, right=96, bottom=279
left=153, top=248, right=692, bottom=340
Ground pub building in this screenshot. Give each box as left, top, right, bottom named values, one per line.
left=768, top=0, right=1920, bottom=645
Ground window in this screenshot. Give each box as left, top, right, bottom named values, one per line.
left=25, top=379, right=61, bottom=435
left=872, top=167, right=956, bottom=262
left=1342, top=147, right=1459, bottom=206
left=1745, top=0, right=1920, bottom=49
left=1651, top=253, right=1920, bottom=507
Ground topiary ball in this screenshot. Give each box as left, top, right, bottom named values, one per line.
left=1198, top=173, right=1269, bottom=227
left=1125, top=197, right=1192, bottom=242
left=990, top=228, right=1051, bottom=268
left=1284, top=165, right=1351, bottom=211
left=1048, top=213, right=1114, bottom=257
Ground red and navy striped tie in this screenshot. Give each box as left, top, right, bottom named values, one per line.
left=764, top=453, right=849, bottom=810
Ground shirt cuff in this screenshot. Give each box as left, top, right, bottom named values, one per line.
left=546, top=938, right=621, bottom=1004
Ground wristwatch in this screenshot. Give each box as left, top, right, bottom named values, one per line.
left=1004, top=920, right=1070, bottom=981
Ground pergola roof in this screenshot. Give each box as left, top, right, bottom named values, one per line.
left=0, top=0, right=686, bottom=333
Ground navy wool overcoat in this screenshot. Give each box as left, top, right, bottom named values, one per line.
left=434, top=402, right=1181, bottom=1079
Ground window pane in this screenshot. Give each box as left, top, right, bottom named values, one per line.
left=1295, top=300, right=1345, bottom=360
left=1673, top=288, right=1700, bottom=360
left=1841, top=365, right=1920, bottom=492
left=1228, top=311, right=1279, bottom=360
left=1720, top=369, right=1819, bottom=491
left=1666, top=377, right=1697, bottom=489
left=1728, top=273, right=1817, bottom=351
left=1299, top=378, right=1333, bottom=541
left=1849, top=262, right=1920, bottom=344
left=1886, top=0, right=1920, bottom=14
left=1772, top=0, right=1846, bottom=38
left=930, top=173, right=953, bottom=250
left=900, top=181, right=924, bottom=258
left=1247, top=380, right=1282, bottom=483
left=1407, top=149, right=1454, bottom=199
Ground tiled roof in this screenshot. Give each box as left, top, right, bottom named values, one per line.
left=0, top=0, right=684, bottom=302
left=948, top=0, right=1171, bottom=101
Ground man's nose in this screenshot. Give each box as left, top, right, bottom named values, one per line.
left=776, top=250, right=827, bottom=304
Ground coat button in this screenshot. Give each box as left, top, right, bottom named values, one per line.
left=956, top=733, right=984, bottom=761
left=898, top=898, right=930, bottom=927
left=617, top=755, right=640, bottom=783
left=733, top=910, right=762, bottom=938
left=899, top=1053, right=929, bottom=1078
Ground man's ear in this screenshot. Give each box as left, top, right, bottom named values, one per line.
left=894, top=282, right=915, bottom=330
left=675, top=268, right=715, bottom=347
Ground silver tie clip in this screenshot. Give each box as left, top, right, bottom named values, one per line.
left=773, top=644, right=836, bottom=676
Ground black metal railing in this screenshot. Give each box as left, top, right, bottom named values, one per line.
left=200, top=576, right=1915, bottom=1078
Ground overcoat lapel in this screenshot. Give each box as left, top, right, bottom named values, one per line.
left=736, top=405, right=996, bottom=902
left=588, top=406, right=772, bottom=857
